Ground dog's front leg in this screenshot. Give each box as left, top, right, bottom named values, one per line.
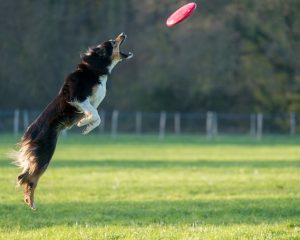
left=82, top=116, right=101, bottom=134
left=69, top=99, right=101, bottom=134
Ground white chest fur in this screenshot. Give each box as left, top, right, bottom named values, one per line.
left=89, top=75, right=107, bottom=108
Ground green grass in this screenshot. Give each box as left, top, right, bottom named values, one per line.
left=0, top=134, right=300, bottom=239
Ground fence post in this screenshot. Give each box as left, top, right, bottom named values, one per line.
left=250, top=113, right=256, bottom=137
left=206, top=111, right=214, bottom=139
left=159, top=111, right=166, bottom=139
left=213, top=112, right=218, bottom=136
left=14, top=109, right=20, bottom=136
left=23, top=110, right=29, bottom=131
left=256, top=113, right=263, bottom=140
left=99, top=111, right=105, bottom=133
left=111, top=110, right=119, bottom=138
left=174, top=112, right=181, bottom=135
left=290, top=112, right=296, bottom=136
left=135, top=111, right=142, bottom=135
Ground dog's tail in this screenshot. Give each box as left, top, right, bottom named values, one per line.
left=8, top=138, right=40, bottom=209
left=8, top=138, right=37, bottom=186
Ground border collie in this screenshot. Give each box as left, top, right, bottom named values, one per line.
left=11, top=33, right=133, bottom=209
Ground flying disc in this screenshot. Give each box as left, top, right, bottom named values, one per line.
left=166, top=2, right=197, bottom=27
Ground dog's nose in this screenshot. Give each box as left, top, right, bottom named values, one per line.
left=118, top=32, right=127, bottom=39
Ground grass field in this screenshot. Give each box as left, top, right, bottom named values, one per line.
left=0, top=134, right=300, bottom=240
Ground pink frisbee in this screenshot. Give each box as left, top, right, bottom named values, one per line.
left=166, top=2, right=197, bottom=27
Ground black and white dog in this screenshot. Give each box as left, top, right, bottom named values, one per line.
left=11, top=33, right=132, bottom=209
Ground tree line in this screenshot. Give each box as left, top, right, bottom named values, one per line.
left=0, top=0, right=299, bottom=113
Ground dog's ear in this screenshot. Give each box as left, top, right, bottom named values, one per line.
left=81, top=47, right=94, bottom=58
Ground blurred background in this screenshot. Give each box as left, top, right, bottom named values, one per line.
left=0, top=0, right=300, bottom=136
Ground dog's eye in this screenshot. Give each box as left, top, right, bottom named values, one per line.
left=111, top=40, right=116, bottom=46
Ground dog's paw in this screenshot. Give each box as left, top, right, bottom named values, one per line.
left=77, top=115, right=93, bottom=127
left=77, top=119, right=87, bottom=127
left=82, top=118, right=101, bottom=135
left=82, top=128, right=91, bottom=135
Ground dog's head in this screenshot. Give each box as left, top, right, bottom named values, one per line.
left=81, top=33, right=133, bottom=75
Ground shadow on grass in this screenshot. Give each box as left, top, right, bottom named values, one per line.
left=1, top=159, right=300, bottom=169
left=0, top=198, right=299, bottom=229
left=51, top=159, right=300, bottom=169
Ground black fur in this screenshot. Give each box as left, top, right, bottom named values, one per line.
left=22, top=43, right=115, bottom=172
left=13, top=39, right=118, bottom=209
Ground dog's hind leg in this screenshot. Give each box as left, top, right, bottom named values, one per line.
left=18, top=169, right=39, bottom=210
left=17, top=161, right=48, bottom=210
left=14, top=133, right=57, bottom=209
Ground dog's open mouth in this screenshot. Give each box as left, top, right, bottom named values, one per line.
left=115, top=33, right=133, bottom=60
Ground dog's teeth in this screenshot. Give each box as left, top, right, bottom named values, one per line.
left=127, top=53, right=133, bottom=59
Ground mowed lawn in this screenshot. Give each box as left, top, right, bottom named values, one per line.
left=0, top=135, right=300, bottom=240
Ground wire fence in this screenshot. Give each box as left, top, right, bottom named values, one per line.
left=0, top=110, right=299, bottom=138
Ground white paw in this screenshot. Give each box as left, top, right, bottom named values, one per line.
left=77, top=111, right=100, bottom=128
left=82, top=118, right=101, bottom=135
left=77, top=118, right=89, bottom=127
left=83, top=127, right=92, bottom=135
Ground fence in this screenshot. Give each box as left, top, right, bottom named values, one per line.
left=0, top=109, right=299, bottom=138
